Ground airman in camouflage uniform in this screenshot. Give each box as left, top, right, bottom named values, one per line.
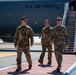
left=38, top=19, right=53, bottom=65
left=53, top=17, right=68, bottom=72
left=14, top=17, right=34, bottom=71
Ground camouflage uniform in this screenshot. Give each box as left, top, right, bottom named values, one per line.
left=14, top=25, right=34, bottom=69
left=39, top=26, right=53, bottom=64
left=53, top=25, right=68, bottom=69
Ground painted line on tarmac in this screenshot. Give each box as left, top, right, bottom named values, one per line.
left=0, top=55, right=48, bottom=71
left=0, top=58, right=38, bottom=71
left=62, top=62, right=76, bottom=75
left=0, top=65, right=16, bottom=71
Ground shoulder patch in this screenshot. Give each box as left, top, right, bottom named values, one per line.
left=43, top=27, right=46, bottom=30
left=61, top=25, right=67, bottom=30
left=17, top=25, right=21, bottom=29
left=26, top=25, right=31, bottom=29
left=53, top=26, right=57, bottom=29
left=61, top=25, right=66, bottom=28
left=50, top=26, right=53, bottom=29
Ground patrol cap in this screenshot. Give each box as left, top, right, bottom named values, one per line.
left=57, top=16, right=62, bottom=21
left=21, top=16, right=28, bottom=21
left=45, top=19, right=51, bottom=23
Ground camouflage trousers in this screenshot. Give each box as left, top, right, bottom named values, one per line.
left=39, top=44, right=52, bottom=63
left=54, top=43, right=64, bottom=66
left=16, top=46, right=32, bottom=68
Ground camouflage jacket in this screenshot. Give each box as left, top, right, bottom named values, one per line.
left=14, top=25, right=34, bottom=47
left=53, top=25, right=68, bottom=45
left=41, top=26, right=53, bottom=46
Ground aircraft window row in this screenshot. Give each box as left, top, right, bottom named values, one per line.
left=25, top=4, right=57, bottom=9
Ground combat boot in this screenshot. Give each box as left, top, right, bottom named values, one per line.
left=16, top=67, right=21, bottom=72
left=29, top=64, right=32, bottom=69
left=47, top=61, right=51, bottom=66
left=38, top=59, right=43, bottom=65
left=56, top=65, right=61, bottom=72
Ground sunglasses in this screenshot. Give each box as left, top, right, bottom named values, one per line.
left=57, top=20, right=61, bottom=21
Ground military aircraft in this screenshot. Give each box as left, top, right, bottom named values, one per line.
left=0, top=0, right=72, bottom=42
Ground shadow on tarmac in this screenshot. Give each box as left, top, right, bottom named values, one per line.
left=7, top=69, right=30, bottom=75
left=47, top=69, right=63, bottom=75
left=38, top=64, right=53, bottom=67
